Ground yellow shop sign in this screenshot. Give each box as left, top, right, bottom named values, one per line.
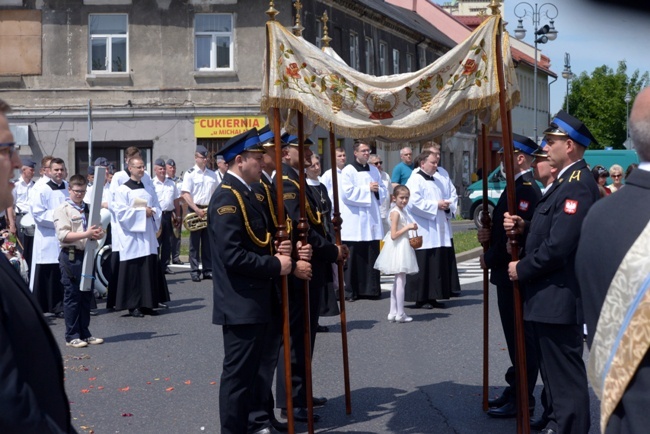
left=195, top=116, right=267, bottom=138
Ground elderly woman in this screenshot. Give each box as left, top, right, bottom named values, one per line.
left=607, top=164, right=624, bottom=192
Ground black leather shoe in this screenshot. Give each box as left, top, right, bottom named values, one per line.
left=165, top=267, right=175, bottom=275
left=421, top=303, right=434, bottom=309
left=129, top=308, right=144, bottom=318
left=191, top=275, right=201, bottom=282
left=430, top=300, right=446, bottom=308
left=487, top=401, right=516, bottom=418
left=158, top=303, right=169, bottom=309
left=203, top=272, right=213, bottom=280
left=312, top=396, right=327, bottom=407
left=172, top=258, right=184, bottom=265
left=270, top=417, right=288, bottom=432
left=530, top=416, right=549, bottom=430
left=488, top=392, right=511, bottom=408
left=280, top=408, right=320, bottom=423
left=140, top=307, right=159, bottom=316
left=344, top=296, right=356, bottom=302
left=316, top=325, right=329, bottom=333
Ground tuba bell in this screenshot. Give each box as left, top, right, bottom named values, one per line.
left=183, top=212, right=208, bottom=232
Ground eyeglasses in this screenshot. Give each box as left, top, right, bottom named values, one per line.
left=357, top=149, right=371, bottom=153
left=611, top=174, right=622, bottom=178
left=71, top=189, right=87, bottom=195
left=372, top=161, right=383, bottom=165
left=0, top=142, right=16, bottom=158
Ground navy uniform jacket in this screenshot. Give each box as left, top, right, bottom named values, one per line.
left=0, top=255, right=75, bottom=434
left=209, top=173, right=282, bottom=325
left=484, top=171, right=541, bottom=287
left=517, top=159, right=599, bottom=325
left=278, top=164, right=339, bottom=290
left=576, top=168, right=650, bottom=434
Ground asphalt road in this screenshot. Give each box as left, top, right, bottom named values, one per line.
left=51, top=263, right=602, bottom=434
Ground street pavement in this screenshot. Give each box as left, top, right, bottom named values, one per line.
left=51, top=259, right=602, bottom=434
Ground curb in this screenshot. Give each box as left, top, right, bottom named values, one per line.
left=455, top=246, right=482, bottom=263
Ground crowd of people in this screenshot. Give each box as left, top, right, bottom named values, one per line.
left=2, top=87, right=650, bottom=434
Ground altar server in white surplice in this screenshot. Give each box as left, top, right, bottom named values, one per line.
left=405, top=150, right=460, bottom=309
left=30, top=158, right=69, bottom=316
left=112, top=156, right=170, bottom=318
left=340, top=140, right=387, bottom=300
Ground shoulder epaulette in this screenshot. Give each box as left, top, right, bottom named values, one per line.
left=568, top=170, right=581, bottom=183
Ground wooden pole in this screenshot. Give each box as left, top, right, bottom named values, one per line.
left=480, top=125, right=491, bottom=412
left=494, top=16, right=530, bottom=434
left=328, top=127, right=352, bottom=414
left=272, top=108, right=295, bottom=434
left=296, top=112, right=315, bottom=434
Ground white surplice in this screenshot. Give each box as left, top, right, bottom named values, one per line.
left=406, top=171, right=454, bottom=249
left=113, top=181, right=161, bottom=261
left=339, top=163, right=386, bottom=241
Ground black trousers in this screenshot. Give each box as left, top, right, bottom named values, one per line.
left=157, top=211, right=173, bottom=268
left=15, top=213, right=34, bottom=276
left=189, top=227, right=211, bottom=277
left=59, top=250, right=92, bottom=342
left=496, top=285, right=539, bottom=402
left=220, top=323, right=267, bottom=434
left=533, top=322, right=590, bottom=434
left=171, top=209, right=182, bottom=261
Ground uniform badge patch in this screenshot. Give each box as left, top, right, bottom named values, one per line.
left=217, top=205, right=237, bottom=215
left=283, top=193, right=296, bottom=200
left=255, top=193, right=265, bottom=202
left=564, top=199, right=578, bottom=214
left=518, top=200, right=530, bottom=212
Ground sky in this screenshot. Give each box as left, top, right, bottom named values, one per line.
left=433, top=0, right=650, bottom=115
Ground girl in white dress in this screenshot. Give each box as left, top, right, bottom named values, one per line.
left=374, top=185, right=419, bottom=323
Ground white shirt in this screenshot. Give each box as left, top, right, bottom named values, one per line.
left=12, top=175, right=35, bottom=213
left=153, top=176, right=180, bottom=211
left=339, top=163, right=387, bottom=241
left=181, top=165, right=218, bottom=206
left=319, top=167, right=342, bottom=204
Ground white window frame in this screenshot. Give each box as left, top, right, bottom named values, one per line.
left=392, top=49, right=400, bottom=74
left=194, top=13, right=234, bottom=71
left=406, top=53, right=414, bottom=72
left=364, top=37, right=375, bottom=75
left=89, top=14, right=129, bottom=73
left=379, top=42, right=387, bottom=75
left=349, top=31, right=359, bottom=70
left=316, top=20, right=323, bottom=48
left=418, top=45, right=427, bottom=69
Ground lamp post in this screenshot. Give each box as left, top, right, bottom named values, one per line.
left=625, top=86, right=632, bottom=142
left=514, top=2, right=559, bottom=144
left=561, top=52, right=573, bottom=115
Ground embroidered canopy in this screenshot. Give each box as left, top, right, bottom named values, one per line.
left=261, top=15, right=519, bottom=141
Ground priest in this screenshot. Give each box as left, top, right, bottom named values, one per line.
left=340, top=140, right=386, bottom=301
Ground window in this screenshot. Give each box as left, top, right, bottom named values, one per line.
left=392, top=49, right=400, bottom=74
left=315, top=20, right=323, bottom=48
left=379, top=42, right=387, bottom=75
left=195, top=14, right=233, bottom=70
left=364, top=37, right=375, bottom=74
left=89, top=14, right=128, bottom=73
left=406, top=53, right=414, bottom=72
left=349, top=31, right=359, bottom=70
left=418, top=45, right=427, bottom=69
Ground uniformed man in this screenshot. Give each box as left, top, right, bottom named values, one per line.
left=208, top=129, right=297, bottom=434
left=153, top=158, right=181, bottom=274
left=476, top=134, right=542, bottom=419
left=504, top=110, right=600, bottom=434
left=181, top=145, right=218, bottom=282
left=165, top=158, right=184, bottom=265
left=215, top=155, right=228, bottom=185
left=29, top=157, right=69, bottom=317
left=8, top=158, right=36, bottom=272
left=275, top=133, right=348, bottom=423
left=340, top=139, right=386, bottom=301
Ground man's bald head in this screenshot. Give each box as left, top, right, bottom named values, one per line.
left=630, top=87, right=650, bottom=162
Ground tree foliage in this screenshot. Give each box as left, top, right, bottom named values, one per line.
left=565, top=61, right=649, bottom=149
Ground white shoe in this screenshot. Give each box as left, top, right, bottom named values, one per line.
left=84, top=336, right=104, bottom=345
left=66, top=339, right=88, bottom=348
left=396, top=314, right=413, bottom=323
left=387, top=314, right=396, bottom=322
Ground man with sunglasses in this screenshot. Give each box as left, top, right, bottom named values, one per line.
left=369, top=154, right=393, bottom=234
left=504, top=111, right=600, bottom=434
left=0, top=99, right=76, bottom=433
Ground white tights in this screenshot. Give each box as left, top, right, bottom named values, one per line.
left=388, top=273, right=406, bottom=317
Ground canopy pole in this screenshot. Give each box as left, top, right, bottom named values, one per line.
left=494, top=14, right=530, bottom=434
left=328, top=127, right=352, bottom=414
left=272, top=108, right=295, bottom=434
left=480, top=125, right=492, bottom=412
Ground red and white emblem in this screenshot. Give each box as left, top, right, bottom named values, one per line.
left=518, top=200, right=530, bottom=212
left=564, top=199, right=578, bottom=214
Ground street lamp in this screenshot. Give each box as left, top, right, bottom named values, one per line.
left=625, top=86, right=632, bottom=141
left=561, top=52, right=573, bottom=115
left=514, top=2, right=559, bottom=144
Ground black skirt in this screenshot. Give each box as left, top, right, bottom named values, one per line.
left=343, top=240, right=381, bottom=298
left=32, top=263, right=64, bottom=314
left=405, top=244, right=460, bottom=303
left=113, top=254, right=170, bottom=311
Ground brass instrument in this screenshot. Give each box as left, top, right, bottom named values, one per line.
left=183, top=211, right=208, bottom=232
